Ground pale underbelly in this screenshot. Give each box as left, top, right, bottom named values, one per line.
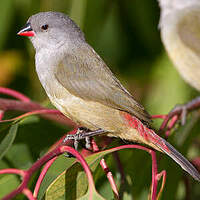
left=49, top=93, right=128, bottom=134
left=50, top=95, right=159, bottom=149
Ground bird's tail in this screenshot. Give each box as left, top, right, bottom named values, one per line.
left=151, top=132, right=200, bottom=182
left=122, top=112, right=200, bottom=182
left=156, top=136, right=200, bottom=182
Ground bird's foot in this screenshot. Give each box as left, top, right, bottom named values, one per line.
left=63, top=127, right=106, bottom=157
left=169, top=104, right=187, bottom=126
left=169, top=96, right=200, bottom=125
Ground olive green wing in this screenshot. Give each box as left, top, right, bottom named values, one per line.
left=54, top=44, right=151, bottom=124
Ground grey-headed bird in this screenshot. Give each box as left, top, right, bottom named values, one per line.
left=18, top=11, right=200, bottom=181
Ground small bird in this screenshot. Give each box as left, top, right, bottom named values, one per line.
left=158, top=0, right=200, bottom=91
left=18, top=11, right=200, bottom=181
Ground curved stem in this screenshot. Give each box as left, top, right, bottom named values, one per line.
left=0, top=110, right=4, bottom=120
left=23, top=188, right=36, bottom=200
left=33, top=157, right=57, bottom=198
left=91, top=139, right=119, bottom=199
left=150, top=150, right=158, bottom=200
left=0, top=87, right=30, bottom=102
left=1, top=146, right=93, bottom=200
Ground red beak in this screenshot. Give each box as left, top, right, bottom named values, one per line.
left=17, top=23, right=35, bottom=37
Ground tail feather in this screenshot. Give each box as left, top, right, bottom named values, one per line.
left=156, top=136, right=200, bottom=182
left=122, top=113, right=200, bottom=181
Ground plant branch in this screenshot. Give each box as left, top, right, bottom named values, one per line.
left=0, top=87, right=30, bottom=102
left=0, top=145, right=94, bottom=200
left=33, top=157, right=57, bottom=198
left=23, top=188, right=36, bottom=200
left=91, top=138, right=119, bottom=199
left=159, top=97, right=200, bottom=133
left=156, top=170, right=166, bottom=200
left=105, top=144, right=166, bottom=200
left=0, top=98, right=76, bottom=126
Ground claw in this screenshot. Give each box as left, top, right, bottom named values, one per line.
left=74, top=139, right=79, bottom=150
left=169, top=96, right=200, bottom=126
left=63, top=127, right=106, bottom=151
left=180, top=106, right=187, bottom=125
left=170, top=104, right=187, bottom=126
left=85, top=137, right=92, bottom=150
left=64, top=152, right=75, bottom=158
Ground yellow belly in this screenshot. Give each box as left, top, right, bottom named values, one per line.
left=50, top=91, right=127, bottom=133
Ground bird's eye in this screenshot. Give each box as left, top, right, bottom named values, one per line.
left=41, top=24, right=49, bottom=30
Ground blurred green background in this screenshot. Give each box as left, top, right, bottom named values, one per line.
left=0, top=0, right=200, bottom=199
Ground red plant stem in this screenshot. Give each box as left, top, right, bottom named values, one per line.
left=0, top=169, right=25, bottom=176
left=33, top=129, right=79, bottom=198
left=159, top=109, right=182, bottom=133
left=4, top=109, right=63, bottom=121
left=0, top=99, right=76, bottom=126
left=1, top=146, right=94, bottom=200
left=23, top=188, right=36, bottom=200
left=2, top=109, right=62, bottom=122
left=192, top=157, right=200, bottom=170
left=59, top=147, right=96, bottom=200
left=0, top=110, right=4, bottom=120
left=0, top=87, right=30, bottom=102
left=93, top=141, right=162, bottom=200
left=159, top=116, right=172, bottom=132
left=91, top=139, right=99, bottom=152
left=100, top=158, right=119, bottom=199
left=0, top=98, right=43, bottom=111
left=150, top=150, right=158, bottom=200
left=91, top=139, right=119, bottom=199
left=0, top=143, right=165, bottom=200
left=104, top=144, right=162, bottom=200
left=156, top=170, right=166, bottom=200
left=151, top=115, right=166, bottom=119
left=33, top=157, right=57, bottom=198
left=153, top=97, right=200, bottom=133
left=165, top=115, right=178, bottom=137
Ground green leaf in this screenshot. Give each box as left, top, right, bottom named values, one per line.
left=45, top=163, right=88, bottom=200
left=0, top=123, right=18, bottom=160
left=0, top=174, right=20, bottom=199
left=45, top=148, right=126, bottom=200
left=37, top=155, right=76, bottom=200
left=78, top=189, right=105, bottom=200
left=45, top=149, right=115, bottom=200
left=19, top=115, right=40, bottom=125
left=5, top=143, right=33, bottom=169
left=0, top=121, right=13, bottom=133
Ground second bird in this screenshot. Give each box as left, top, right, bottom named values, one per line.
left=18, top=11, right=200, bottom=181
left=158, top=0, right=200, bottom=91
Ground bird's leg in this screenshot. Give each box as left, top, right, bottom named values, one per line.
left=63, top=127, right=107, bottom=151
left=169, top=96, right=200, bottom=125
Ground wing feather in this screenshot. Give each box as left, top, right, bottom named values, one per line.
left=54, top=44, right=151, bottom=124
